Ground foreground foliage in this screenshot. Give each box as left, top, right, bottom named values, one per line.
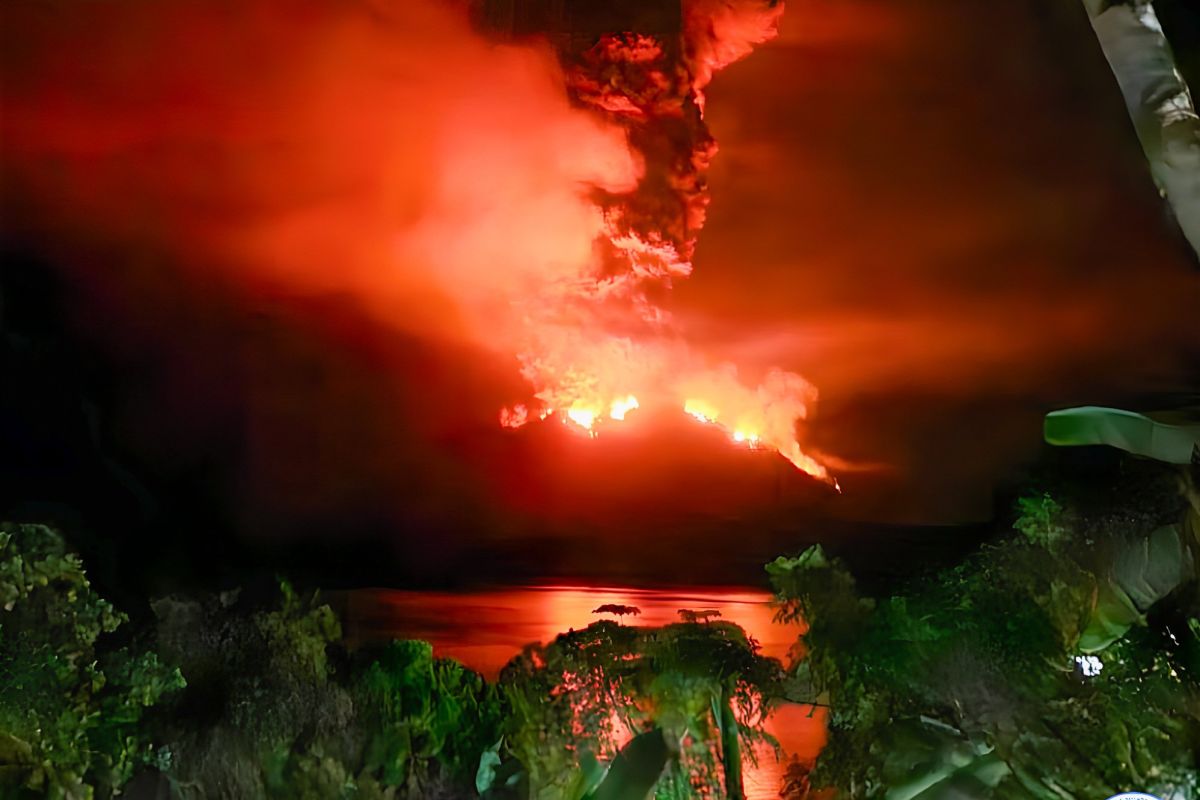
left=494, top=619, right=783, bottom=800
left=0, top=523, right=505, bottom=800
left=6, top=461, right=1197, bottom=799
left=0, top=523, right=184, bottom=798
left=771, top=467, right=1200, bottom=799
left=0, top=524, right=781, bottom=800
left=153, top=584, right=506, bottom=799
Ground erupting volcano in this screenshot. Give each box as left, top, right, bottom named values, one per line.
left=3, top=0, right=830, bottom=489
left=479, top=0, right=830, bottom=481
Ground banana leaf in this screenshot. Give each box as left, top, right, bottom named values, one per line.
left=881, top=718, right=976, bottom=800
left=908, top=753, right=1009, bottom=800
left=586, top=728, right=671, bottom=800
left=1078, top=579, right=1143, bottom=653
left=1112, top=522, right=1195, bottom=611
left=1079, top=522, right=1195, bottom=652
left=1082, top=0, right=1200, bottom=258
left=1044, top=406, right=1200, bottom=464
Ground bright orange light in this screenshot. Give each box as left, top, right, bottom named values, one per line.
left=4, top=0, right=837, bottom=510
left=732, top=430, right=760, bottom=446
left=565, top=406, right=598, bottom=431
left=609, top=394, right=639, bottom=421
left=684, top=399, right=719, bottom=424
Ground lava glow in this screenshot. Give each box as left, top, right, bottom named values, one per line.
left=2, top=0, right=833, bottom=489
left=684, top=399, right=720, bottom=424
left=609, top=395, right=640, bottom=421
left=553, top=395, right=638, bottom=433
left=566, top=406, right=598, bottom=432
left=509, top=378, right=830, bottom=480
left=684, top=398, right=766, bottom=452
left=495, top=0, right=833, bottom=484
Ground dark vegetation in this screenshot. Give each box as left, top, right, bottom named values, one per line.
left=772, top=462, right=1200, bottom=799
left=0, top=523, right=783, bottom=800
left=2, top=457, right=1198, bottom=799
left=0, top=524, right=183, bottom=798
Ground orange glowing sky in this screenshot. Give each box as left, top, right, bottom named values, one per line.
left=2, top=0, right=1197, bottom=546
left=687, top=0, right=1200, bottom=519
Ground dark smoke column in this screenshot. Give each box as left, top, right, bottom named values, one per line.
left=473, top=0, right=826, bottom=486
left=474, top=0, right=783, bottom=277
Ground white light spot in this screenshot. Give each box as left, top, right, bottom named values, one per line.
left=1138, top=3, right=1165, bottom=36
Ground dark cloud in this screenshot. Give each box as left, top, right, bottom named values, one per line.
left=686, top=0, right=1200, bottom=520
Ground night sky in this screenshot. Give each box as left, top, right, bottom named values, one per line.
left=694, top=0, right=1200, bottom=520
left=2, top=0, right=1197, bottom=590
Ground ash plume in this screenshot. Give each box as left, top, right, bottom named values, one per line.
left=478, top=0, right=827, bottom=477
left=1, top=0, right=827, bottom=551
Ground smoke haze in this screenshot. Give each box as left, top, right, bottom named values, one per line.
left=688, top=0, right=1200, bottom=518
left=2, top=0, right=1198, bottom=564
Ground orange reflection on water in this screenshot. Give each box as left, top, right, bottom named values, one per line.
left=339, top=584, right=825, bottom=799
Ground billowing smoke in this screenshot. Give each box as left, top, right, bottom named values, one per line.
left=3, top=0, right=641, bottom=345
left=1, top=0, right=826, bottom=552
left=7, top=0, right=1195, bottom=542
left=479, top=0, right=828, bottom=478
